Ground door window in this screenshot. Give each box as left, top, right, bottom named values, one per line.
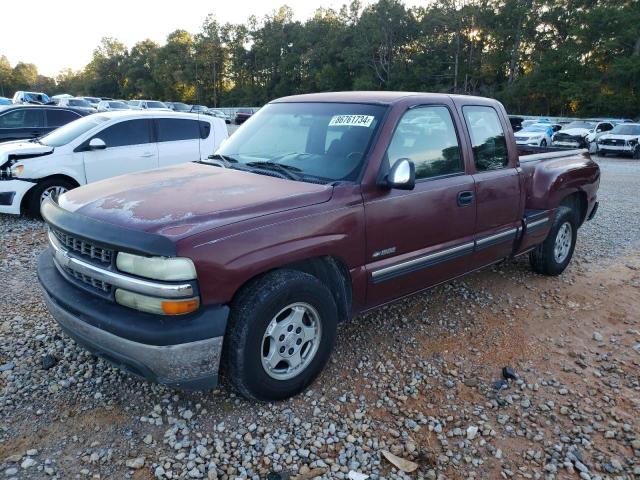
left=157, top=118, right=202, bottom=142
left=46, top=109, right=80, bottom=127
left=0, top=109, right=44, bottom=128
left=94, top=119, right=152, bottom=148
left=386, top=106, right=463, bottom=180
left=462, top=106, right=509, bottom=171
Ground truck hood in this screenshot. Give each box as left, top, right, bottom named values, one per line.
left=57, top=163, right=334, bottom=238
left=0, top=141, right=54, bottom=168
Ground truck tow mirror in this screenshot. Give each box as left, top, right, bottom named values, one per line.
left=89, top=138, right=106, bottom=150
left=385, top=158, right=415, bottom=190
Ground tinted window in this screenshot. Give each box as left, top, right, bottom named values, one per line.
left=157, top=118, right=201, bottom=142
left=146, top=101, right=166, bottom=109
left=462, top=106, right=509, bottom=171
left=387, top=106, right=463, bottom=180
left=0, top=109, right=44, bottom=128
left=599, top=123, right=613, bottom=132
left=46, top=109, right=80, bottom=127
left=95, top=119, right=152, bottom=148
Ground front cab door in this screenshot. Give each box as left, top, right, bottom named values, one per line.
left=363, top=102, right=477, bottom=307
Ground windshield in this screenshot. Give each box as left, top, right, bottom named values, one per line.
left=174, top=103, right=190, bottom=111
left=39, top=115, right=110, bottom=147
left=147, top=101, right=166, bottom=108
left=128, top=100, right=141, bottom=106
left=566, top=121, right=596, bottom=130
left=68, top=99, right=91, bottom=107
left=610, top=124, right=640, bottom=135
left=215, top=102, right=386, bottom=183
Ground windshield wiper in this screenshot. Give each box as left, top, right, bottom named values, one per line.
left=245, top=161, right=303, bottom=181
left=29, top=137, right=42, bottom=144
left=202, top=153, right=239, bottom=168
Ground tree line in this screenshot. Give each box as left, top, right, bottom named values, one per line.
left=1, top=0, right=638, bottom=117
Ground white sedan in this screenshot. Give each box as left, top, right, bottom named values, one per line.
left=514, top=123, right=554, bottom=147
left=0, top=111, right=228, bottom=216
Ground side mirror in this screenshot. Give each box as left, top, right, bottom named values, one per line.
left=596, top=128, right=602, bottom=133
left=89, top=138, right=106, bottom=150
left=384, top=158, right=415, bottom=190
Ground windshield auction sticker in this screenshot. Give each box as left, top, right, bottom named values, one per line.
left=329, top=115, right=375, bottom=127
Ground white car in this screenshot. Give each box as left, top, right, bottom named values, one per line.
left=0, top=111, right=228, bottom=215
left=552, top=120, right=614, bottom=152
left=514, top=123, right=554, bottom=147
left=596, top=123, right=640, bottom=158
left=54, top=97, right=95, bottom=109
left=77, top=97, right=102, bottom=109
left=127, top=100, right=171, bottom=111
left=97, top=100, right=131, bottom=112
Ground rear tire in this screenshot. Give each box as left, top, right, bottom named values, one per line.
left=27, top=178, right=75, bottom=218
left=529, top=206, right=577, bottom=276
left=224, top=269, right=338, bottom=401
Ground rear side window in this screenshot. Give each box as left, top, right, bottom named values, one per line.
left=46, top=109, right=80, bottom=127
left=95, top=119, right=152, bottom=147
left=462, top=106, right=509, bottom=171
left=0, top=109, right=44, bottom=128
left=387, top=106, right=463, bottom=180
left=157, top=118, right=203, bottom=142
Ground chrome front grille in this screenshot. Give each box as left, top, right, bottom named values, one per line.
left=51, top=228, right=113, bottom=265
left=63, top=266, right=113, bottom=294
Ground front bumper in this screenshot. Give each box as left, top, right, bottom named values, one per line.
left=0, top=179, right=35, bottom=215
left=597, top=144, right=635, bottom=153
left=37, top=249, right=229, bottom=390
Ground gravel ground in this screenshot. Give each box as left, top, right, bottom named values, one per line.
left=0, top=155, right=639, bottom=479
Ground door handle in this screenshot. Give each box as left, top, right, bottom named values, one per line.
left=457, top=190, right=474, bottom=207
left=140, top=152, right=155, bottom=158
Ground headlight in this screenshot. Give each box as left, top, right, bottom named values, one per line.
left=115, top=289, right=199, bottom=315
left=628, top=139, right=638, bottom=146
left=116, top=252, right=197, bottom=281
left=9, top=164, right=24, bottom=177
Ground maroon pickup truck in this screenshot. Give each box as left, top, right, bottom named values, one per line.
left=37, top=92, right=600, bottom=400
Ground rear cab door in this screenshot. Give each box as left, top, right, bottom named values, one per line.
left=455, top=99, right=523, bottom=268
left=81, top=118, right=158, bottom=183
left=362, top=96, right=477, bottom=307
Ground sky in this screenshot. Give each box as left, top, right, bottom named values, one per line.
left=0, top=0, right=388, bottom=78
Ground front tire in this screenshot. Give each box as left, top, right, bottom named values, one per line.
left=540, top=139, right=547, bottom=147
left=224, top=270, right=338, bottom=401
left=27, top=178, right=75, bottom=218
left=529, top=206, right=578, bottom=276
left=633, top=146, right=640, bottom=159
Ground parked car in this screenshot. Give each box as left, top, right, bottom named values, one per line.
left=0, top=105, right=92, bottom=143
left=0, top=97, right=11, bottom=105
left=34, top=92, right=600, bottom=400
left=235, top=108, right=253, bottom=124
left=51, top=94, right=73, bottom=100
left=596, top=123, right=640, bottom=158
left=166, top=102, right=191, bottom=112
left=514, top=123, right=554, bottom=147
left=12, top=91, right=50, bottom=105
left=209, top=109, right=231, bottom=124
left=96, top=100, right=131, bottom=112
left=127, top=100, right=171, bottom=111
left=0, top=111, right=228, bottom=215
left=552, top=120, right=614, bottom=152
left=53, top=97, right=95, bottom=111
left=76, top=97, right=102, bottom=109
left=190, top=105, right=212, bottom=115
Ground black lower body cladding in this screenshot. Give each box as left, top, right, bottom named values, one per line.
left=37, top=250, right=229, bottom=389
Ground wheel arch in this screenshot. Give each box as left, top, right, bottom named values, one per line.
left=559, top=190, right=588, bottom=226
left=230, top=255, right=353, bottom=323
left=20, top=174, right=81, bottom=214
